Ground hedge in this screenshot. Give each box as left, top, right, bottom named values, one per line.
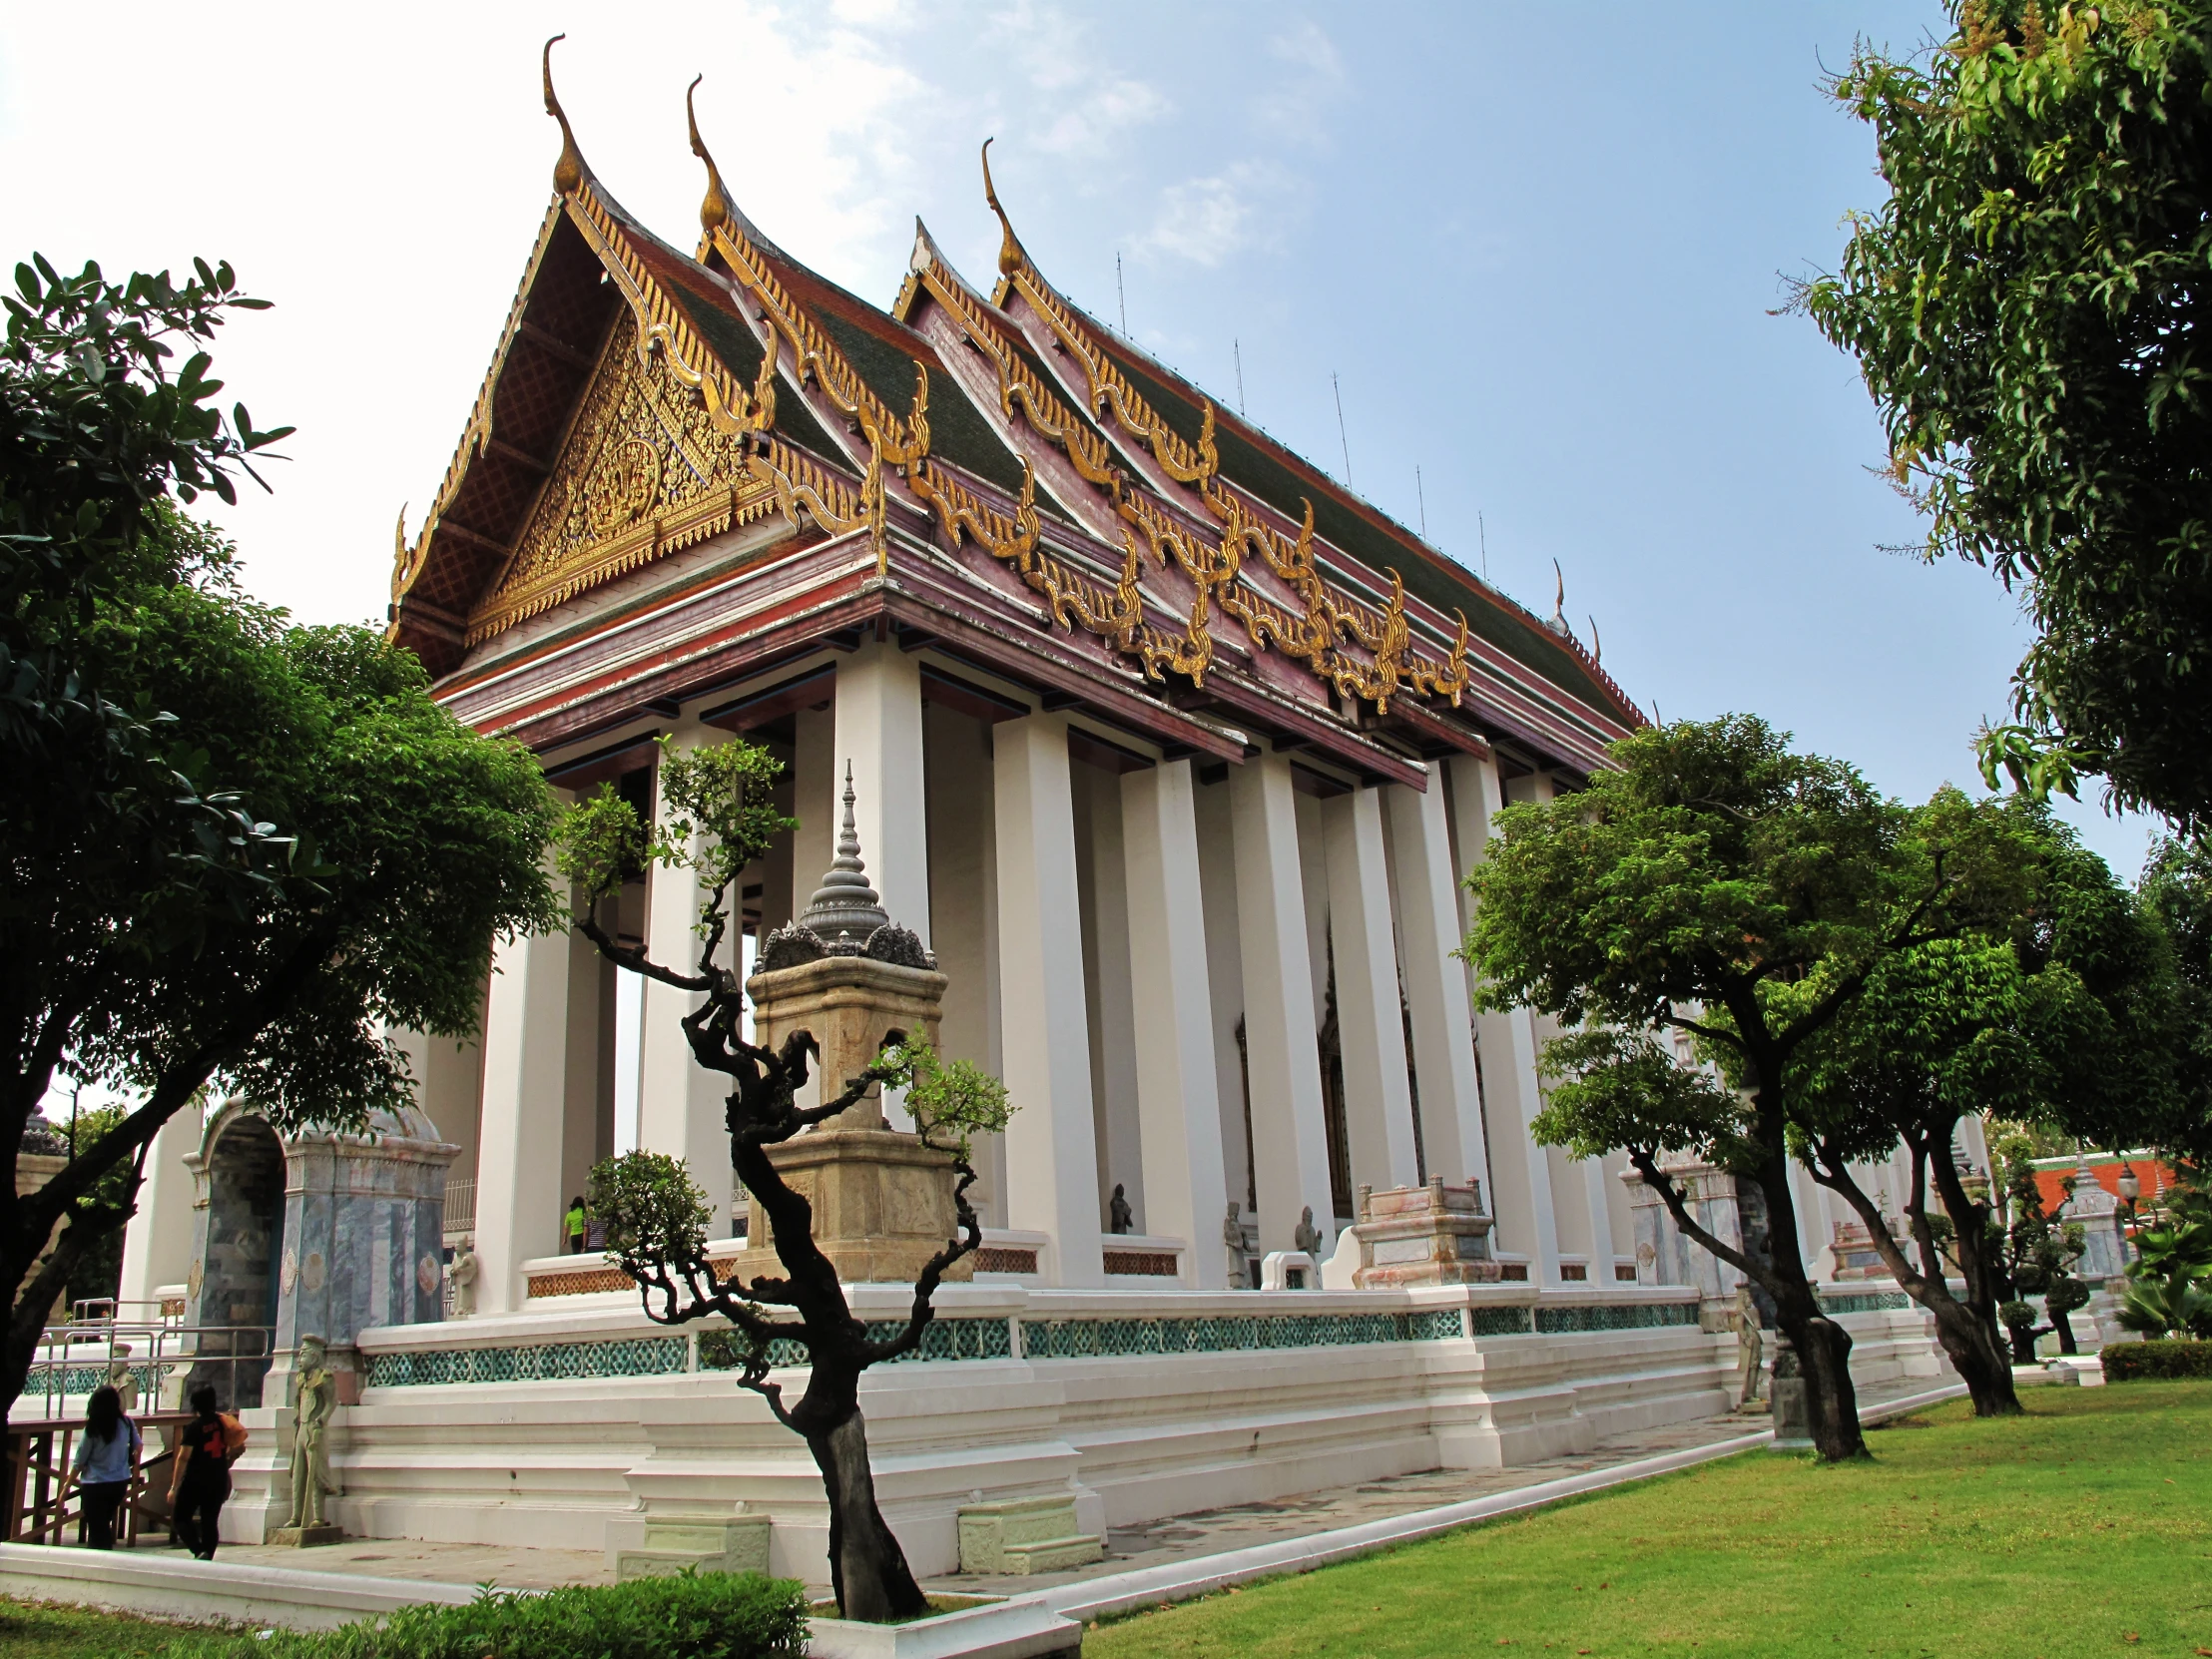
left=2101, top=1340, right=2212, bottom=1382
left=251, top=1571, right=809, bottom=1659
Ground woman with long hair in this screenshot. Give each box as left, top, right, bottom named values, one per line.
left=167, top=1384, right=236, bottom=1560
left=65, top=1383, right=141, bottom=1549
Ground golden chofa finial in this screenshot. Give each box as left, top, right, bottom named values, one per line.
left=687, top=75, right=733, bottom=237
left=543, top=35, right=586, bottom=196
left=980, top=138, right=1025, bottom=277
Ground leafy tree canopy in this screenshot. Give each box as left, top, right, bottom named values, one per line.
left=1802, top=1, right=2212, bottom=826
left=2, top=255, right=562, bottom=1417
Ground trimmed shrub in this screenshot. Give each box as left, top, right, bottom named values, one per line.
left=253, top=1571, right=808, bottom=1659
left=2101, top=1340, right=2212, bottom=1382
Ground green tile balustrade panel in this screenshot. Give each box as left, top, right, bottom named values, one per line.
left=1815, top=1291, right=1914, bottom=1316
left=19, top=1363, right=163, bottom=1397
left=360, top=1300, right=1711, bottom=1386
left=1533, top=1302, right=1703, bottom=1335
left=364, top=1337, right=688, bottom=1388
left=1018, top=1308, right=1467, bottom=1361
left=1468, top=1306, right=1538, bottom=1337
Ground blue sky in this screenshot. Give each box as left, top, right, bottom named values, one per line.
left=0, top=0, right=2161, bottom=873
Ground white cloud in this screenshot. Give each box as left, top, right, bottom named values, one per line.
left=982, top=0, right=1170, bottom=161
left=1141, top=162, right=1290, bottom=268
left=1251, top=19, right=1347, bottom=146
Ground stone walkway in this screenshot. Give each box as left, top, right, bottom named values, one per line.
left=92, top=1376, right=1948, bottom=1598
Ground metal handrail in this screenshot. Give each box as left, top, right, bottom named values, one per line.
left=22, top=1319, right=275, bottom=1419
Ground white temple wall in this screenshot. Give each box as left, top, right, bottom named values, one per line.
left=1193, top=771, right=1255, bottom=1222
left=1321, top=788, right=1421, bottom=1201
left=1072, top=759, right=1144, bottom=1231
left=1230, top=754, right=1338, bottom=1255
left=921, top=698, right=1003, bottom=1227
left=1122, top=760, right=1233, bottom=1288
left=835, top=642, right=930, bottom=946
left=116, top=1102, right=203, bottom=1311
left=638, top=729, right=737, bottom=1232
left=1383, top=770, right=1490, bottom=1199
left=993, top=713, right=1105, bottom=1285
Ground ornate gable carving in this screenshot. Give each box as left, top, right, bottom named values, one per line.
left=468, top=311, right=777, bottom=645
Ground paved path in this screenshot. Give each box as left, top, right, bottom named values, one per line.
left=85, top=1376, right=1950, bottom=1597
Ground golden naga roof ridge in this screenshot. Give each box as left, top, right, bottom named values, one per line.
left=542, top=36, right=587, bottom=197
left=954, top=157, right=1467, bottom=715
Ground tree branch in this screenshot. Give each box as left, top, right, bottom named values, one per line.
left=1626, top=1148, right=1775, bottom=1293
left=576, top=912, right=711, bottom=993
left=1809, top=1138, right=1937, bottom=1305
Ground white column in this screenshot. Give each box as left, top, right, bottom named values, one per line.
left=640, top=731, right=736, bottom=1238
left=1321, top=789, right=1421, bottom=1194
left=1445, top=754, right=1562, bottom=1284
left=994, top=715, right=1104, bottom=1286
left=1230, top=754, right=1338, bottom=1255
left=117, top=1103, right=204, bottom=1311
left=474, top=907, right=575, bottom=1313
left=1121, top=761, right=1231, bottom=1288
left=1582, top=1158, right=1618, bottom=1276
left=1383, top=768, right=1489, bottom=1195
left=833, top=642, right=930, bottom=943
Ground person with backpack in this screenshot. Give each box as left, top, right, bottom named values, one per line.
left=168, top=1384, right=243, bottom=1559
left=63, top=1383, right=141, bottom=1549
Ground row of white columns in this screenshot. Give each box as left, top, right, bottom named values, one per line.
left=464, top=641, right=1606, bottom=1308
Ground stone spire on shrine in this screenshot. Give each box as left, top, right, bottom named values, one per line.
left=758, top=764, right=933, bottom=973
left=797, top=763, right=893, bottom=946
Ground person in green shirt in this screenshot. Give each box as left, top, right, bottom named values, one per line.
left=564, top=1196, right=587, bottom=1255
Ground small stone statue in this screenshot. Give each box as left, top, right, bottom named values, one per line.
left=448, top=1237, right=478, bottom=1319
left=283, top=1334, right=340, bottom=1538
left=104, top=1348, right=139, bottom=1414
left=1734, top=1283, right=1766, bottom=1410
left=1108, top=1184, right=1134, bottom=1235
left=1293, top=1205, right=1323, bottom=1257
left=1224, top=1201, right=1248, bottom=1286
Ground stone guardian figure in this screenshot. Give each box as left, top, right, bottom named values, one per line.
left=280, top=1334, right=341, bottom=1542
left=1292, top=1206, right=1323, bottom=1258
left=1734, top=1283, right=1767, bottom=1411
left=448, top=1237, right=478, bottom=1320
left=1224, top=1202, right=1248, bottom=1287
left=1108, top=1184, right=1133, bottom=1235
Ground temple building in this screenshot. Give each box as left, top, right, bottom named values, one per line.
left=99, top=59, right=1967, bottom=1580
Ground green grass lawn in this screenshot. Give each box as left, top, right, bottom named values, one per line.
left=1088, top=1382, right=2212, bottom=1659
left=0, top=1597, right=241, bottom=1659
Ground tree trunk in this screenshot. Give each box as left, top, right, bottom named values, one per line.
left=1774, top=1292, right=1867, bottom=1460
left=2051, top=1309, right=2078, bottom=1356
left=1929, top=1294, right=2021, bottom=1414
left=806, top=1404, right=928, bottom=1623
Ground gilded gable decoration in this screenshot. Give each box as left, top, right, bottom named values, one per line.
left=470, top=311, right=772, bottom=643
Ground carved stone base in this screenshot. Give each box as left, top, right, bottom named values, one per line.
left=957, top=1496, right=1102, bottom=1575
left=617, top=1513, right=772, bottom=1581
left=269, top=1524, right=344, bottom=1547
left=736, top=1128, right=973, bottom=1287
left=1349, top=1178, right=1501, bottom=1289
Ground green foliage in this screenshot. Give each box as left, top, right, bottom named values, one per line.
left=885, top=1039, right=1014, bottom=1162
left=1, top=253, right=563, bottom=1418
left=558, top=735, right=794, bottom=919
left=2102, top=1339, right=2212, bottom=1382
left=251, top=1571, right=809, bottom=1659
left=1801, top=2, right=2212, bottom=828
left=2116, top=1210, right=2212, bottom=1338
left=1532, top=1027, right=1751, bottom=1169
left=590, top=1151, right=714, bottom=1278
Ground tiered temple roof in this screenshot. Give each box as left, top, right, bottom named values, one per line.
left=388, top=45, right=1642, bottom=784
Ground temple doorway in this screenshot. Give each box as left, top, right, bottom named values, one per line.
left=193, top=1113, right=286, bottom=1406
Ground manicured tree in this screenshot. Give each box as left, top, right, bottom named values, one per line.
left=1786, top=804, right=2170, bottom=1409
left=560, top=739, right=1011, bottom=1624
left=1801, top=2, right=2212, bottom=828
left=1472, top=717, right=2024, bottom=1461
left=1, top=258, right=563, bottom=1418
